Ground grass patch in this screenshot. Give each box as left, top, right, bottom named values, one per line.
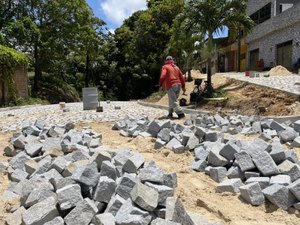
left=15, top=97, right=49, bottom=106
left=144, top=91, right=166, bottom=103
left=212, top=89, right=227, bottom=98
left=150, top=91, right=166, bottom=98
left=27, top=71, right=35, bottom=79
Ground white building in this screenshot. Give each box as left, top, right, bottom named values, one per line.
left=246, top=0, right=300, bottom=71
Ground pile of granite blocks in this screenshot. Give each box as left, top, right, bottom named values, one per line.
left=113, top=114, right=300, bottom=211
left=1, top=120, right=196, bottom=225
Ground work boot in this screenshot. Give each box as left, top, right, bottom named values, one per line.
left=167, top=113, right=173, bottom=119
left=177, top=113, right=185, bottom=119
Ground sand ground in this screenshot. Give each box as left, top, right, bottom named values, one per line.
left=1, top=68, right=300, bottom=224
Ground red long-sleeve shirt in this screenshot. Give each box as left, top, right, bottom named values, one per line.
left=160, top=63, right=185, bottom=90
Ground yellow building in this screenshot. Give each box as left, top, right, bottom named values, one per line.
left=220, top=37, right=248, bottom=72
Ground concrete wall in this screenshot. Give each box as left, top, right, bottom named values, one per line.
left=248, top=25, right=300, bottom=69
left=246, top=0, right=300, bottom=70
left=14, top=66, right=28, bottom=99
left=247, top=1, right=300, bottom=43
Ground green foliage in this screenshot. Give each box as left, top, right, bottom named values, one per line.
left=27, top=71, right=35, bottom=79
left=0, top=44, right=28, bottom=102
left=167, top=12, right=204, bottom=76
left=26, top=71, right=81, bottom=104
left=15, top=97, right=49, bottom=106
left=150, top=91, right=166, bottom=98
left=40, top=73, right=79, bottom=97
left=0, top=45, right=28, bottom=65
left=113, top=0, right=184, bottom=100
left=0, top=33, right=5, bottom=45
left=1, top=0, right=106, bottom=94
left=0, top=0, right=255, bottom=103
left=184, top=0, right=254, bottom=96
left=212, top=89, right=227, bottom=98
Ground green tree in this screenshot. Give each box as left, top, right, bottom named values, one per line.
left=114, top=0, right=184, bottom=100
left=3, top=0, right=105, bottom=94
left=0, top=0, right=19, bottom=31
left=89, top=32, right=121, bottom=100
left=185, top=0, right=254, bottom=96
left=167, top=13, right=204, bottom=81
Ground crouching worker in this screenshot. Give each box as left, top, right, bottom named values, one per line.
left=160, top=56, right=186, bottom=119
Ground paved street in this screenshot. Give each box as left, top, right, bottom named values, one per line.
left=2, top=72, right=300, bottom=133
left=0, top=102, right=166, bottom=132
left=220, top=72, right=300, bottom=96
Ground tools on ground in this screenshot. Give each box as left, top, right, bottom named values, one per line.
left=190, top=78, right=203, bottom=103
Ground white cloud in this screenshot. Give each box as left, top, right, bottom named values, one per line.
left=100, top=0, right=147, bottom=27
left=108, top=29, right=115, bottom=34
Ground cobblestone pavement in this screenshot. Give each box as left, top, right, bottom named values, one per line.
left=219, top=72, right=300, bottom=96
left=2, top=72, right=300, bottom=132
left=0, top=101, right=166, bottom=132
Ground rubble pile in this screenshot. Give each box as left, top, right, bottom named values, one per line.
left=113, top=113, right=300, bottom=211
left=1, top=120, right=198, bottom=225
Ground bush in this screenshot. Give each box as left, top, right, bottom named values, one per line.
left=15, top=97, right=49, bottom=106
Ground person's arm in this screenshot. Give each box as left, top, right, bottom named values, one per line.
left=160, top=66, right=167, bottom=87
left=178, top=68, right=186, bottom=93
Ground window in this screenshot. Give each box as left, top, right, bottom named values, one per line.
left=260, top=3, right=271, bottom=22
left=250, top=11, right=259, bottom=24
left=250, top=3, right=271, bottom=24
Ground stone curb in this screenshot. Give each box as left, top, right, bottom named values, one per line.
left=137, top=100, right=210, bottom=115
left=268, top=115, right=300, bottom=123
left=221, top=74, right=300, bottom=98
left=137, top=101, right=300, bottom=123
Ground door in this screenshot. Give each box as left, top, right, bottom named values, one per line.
left=227, top=51, right=235, bottom=72
left=277, top=40, right=293, bottom=70
left=218, top=54, right=225, bottom=72
left=249, top=49, right=259, bottom=70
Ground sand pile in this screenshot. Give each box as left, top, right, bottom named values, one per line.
left=268, top=65, right=292, bottom=76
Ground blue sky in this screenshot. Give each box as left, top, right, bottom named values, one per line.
left=86, top=0, right=147, bottom=31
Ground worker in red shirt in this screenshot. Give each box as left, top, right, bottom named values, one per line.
left=160, top=56, right=186, bottom=119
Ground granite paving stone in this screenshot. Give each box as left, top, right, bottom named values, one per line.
left=22, top=196, right=59, bottom=225
left=239, top=182, right=265, bottom=206
left=64, top=198, right=98, bottom=225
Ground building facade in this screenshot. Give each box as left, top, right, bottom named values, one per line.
left=221, top=37, right=248, bottom=72
left=246, top=0, right=300, bottom=71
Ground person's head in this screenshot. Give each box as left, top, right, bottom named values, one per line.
left=165, top=55, right=174, bottom=64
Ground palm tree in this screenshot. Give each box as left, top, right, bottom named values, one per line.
left=166, top=13, right=204, bottom=81
left=184, top=0, right=254, bottom=97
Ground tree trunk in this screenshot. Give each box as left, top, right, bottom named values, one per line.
left=85, top=51, right=90, bottom=87
left=206, top=57, right=213, bottom=97
left=32, top=43, right=41, bottom=95
left=206, top=33, right=214, bottom=97
left=1, top=80, right=5, bottom=106
left=187, top=69, right=192, bottom=82
left=237, top=26, right=241, bottom=72
left=0, top=67, right=5, bottom=105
